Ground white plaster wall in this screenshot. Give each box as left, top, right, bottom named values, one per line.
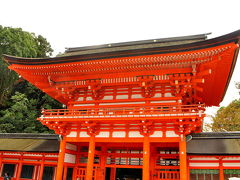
left=150, top=131, right=163, bottom=137
left=131, top=94, right=142, bottom=99
left=165, top=93, right=173, bottom=97
left=151, top=100, right=176, bottom=103
left=45, top=155, right=58, bottom=157
left=64, top=153, right=76, bottom=163
left=102, top=96, right=113, bottom=100
left=112, top=131, right=126, bottom=137
left=189, top=163, right=219, bottom=167
left=153, top=93, right=162, bottom=98
left=166, top=131, right=179, bottom=137
left=190, top=157, right=218, bottom=160
left=74, top=104, right=94, bottom=107
left=66, top=143, right=77, bottom=151
left=129, top=131, right=144, bottom=138
left=67, top=131, right=77, bottom=137
left=23, top=154, right=42, bottom=157
left=116, top=95, right=128, bottom=99
left=3, top=153, right=20, bottom=156
left=223, top=157, right=240, bottom=160
left=86, top=97, right=93, bottom=101
left=96, top=132, right=110, bottom=138
left=79, top=131, right=90, bottom=137
left=223, top=163, right=240, bottom=167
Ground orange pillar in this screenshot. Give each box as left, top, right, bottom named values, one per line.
left=38, top=155, right=45, bottom=180
left=100, top=146, right=107, bottom=180
left=150, top=146, right=157, bottom=179
left=219, top=158, right=224, bottom=180
left=56, top=138, right=66, bottom=180
left=0, top=153, right=2, bottom=176
left=143, top=136, right=150, bottom=180
left=179, top=135, right=187, bottom=180
left=110, top=168, right=116, bottom=180
left=187, top=158, right=190, bottom=180
left=86, top=136, right=95, bottom=180
left=16, top=154, right=23, bottom=179
left=63, top=166, right=68, bottom=180
left=16, top=162, right=23, bottom=180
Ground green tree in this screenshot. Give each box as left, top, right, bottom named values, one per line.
left=211, top=99, right=240, bottom=132
left=0, top=26, right=61, bottom=133
left=0, top=26, right=53, bottom=106
left=0, top=92, right=51, bottom=133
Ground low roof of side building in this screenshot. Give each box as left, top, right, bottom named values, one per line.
left=0, top=133, right=239, bottom=155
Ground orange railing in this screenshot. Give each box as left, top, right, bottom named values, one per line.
left=40, top=104, right=204, bottom=119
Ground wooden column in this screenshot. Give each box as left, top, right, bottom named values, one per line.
left=63, top=166, right=68, bottom=180
left=38, top=155, right=45, bottom=180
left=16, top=153, right=23, bottom=179
left=110, top=149, right=116, bottom=180
left=179, top=135, right=187, bottom=180
left=187, top=158, right=190, bottom=180
left=56, top=138, right=66, bottom=180
left=16, top=163, right=23, bottom=179
left=0, top=152, right=2, bottom=176
left=219, top=158, right=224, bottom=180
left=110, top=168, right=116, bottom=180
left=99, top=146, right=107, bottom=180
left=150, top=146, right=157, bottom=179
left=86, top=136, right=96, bottom=180
left=143, top=136, right=150, bottom=180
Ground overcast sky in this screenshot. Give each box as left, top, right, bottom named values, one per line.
left=1, top=0, right=239, bottom=118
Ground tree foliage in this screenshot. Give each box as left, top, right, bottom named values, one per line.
left=0, top=26, right=53, bottom=106
left=0, top=26, right=61, bottom=133
left=211, top=99, right=240, bottom=132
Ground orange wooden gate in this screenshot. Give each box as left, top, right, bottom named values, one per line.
left=74, top=167, right=98, bottom=180
left=75, top=167, right=86, bottom=180
left=153, top=170, right=180, bottom=180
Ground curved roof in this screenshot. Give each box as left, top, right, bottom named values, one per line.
left=3, top=30, right=240, bottom=106
left=3, top=30, right=240, bottom=65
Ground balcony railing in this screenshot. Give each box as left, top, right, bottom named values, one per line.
left=40, top=104, right=204, bottom=120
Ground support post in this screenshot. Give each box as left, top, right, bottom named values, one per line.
left=38, top=155, right=45, bottom=180
left=187, top=158, right=190, bottom=180
left=99, top=146, right=107, bottom=180
left=0, top=152, right=2, bottom=176
left=110, top=168, right=116, bottom=180
left=179, top=135, right=187, bottom=180
left=56, top=138, right=66, bottom=180
left=16, top=153, right=23, bottom=180
left=86, top=136, right=95, bottom=180
left=219, top=158, right=224, bottom=180
left=143, top=136, right=150, bottom=180
left=63, top=166, right=68, bottom=180
left=16, top=162, right=23, bottom=180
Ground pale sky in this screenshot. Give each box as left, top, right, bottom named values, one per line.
left=0, top=0, right=240, bottom=120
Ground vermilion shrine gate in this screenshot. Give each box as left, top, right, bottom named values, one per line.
left=3, top=30, right=240, bottom=180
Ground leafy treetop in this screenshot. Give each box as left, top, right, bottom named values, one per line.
left=0, top=26, right=53, bottom=106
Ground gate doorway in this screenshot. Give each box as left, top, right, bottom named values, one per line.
left=116, top=168, right=142, bottom=180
